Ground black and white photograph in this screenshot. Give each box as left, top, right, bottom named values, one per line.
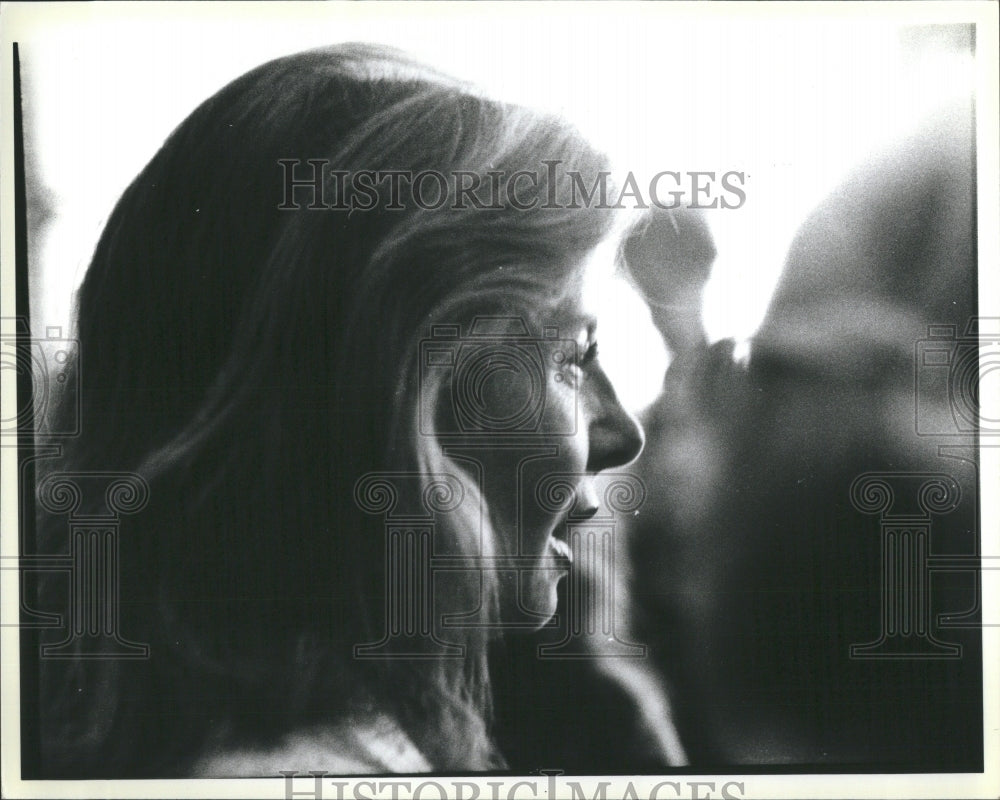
left=1, top=3, right=998, bottom=798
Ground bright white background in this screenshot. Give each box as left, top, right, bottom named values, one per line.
left=18, top=5, right=977, bottom=410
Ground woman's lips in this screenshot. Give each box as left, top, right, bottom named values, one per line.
left=548, top=534, right=573, bottom=561
left=546, top=482, right=601, bottom=563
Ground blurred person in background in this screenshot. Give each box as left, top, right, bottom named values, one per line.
left=622, top=90, right=981, bottom=767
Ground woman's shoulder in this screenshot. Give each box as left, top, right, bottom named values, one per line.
left=191, top=714, right=432, bottom=776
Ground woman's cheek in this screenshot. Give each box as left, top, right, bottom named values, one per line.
left=547, top=370, right=586, bottom=445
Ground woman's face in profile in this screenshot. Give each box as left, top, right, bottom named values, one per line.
left=452, top=247, right=644, bottom=623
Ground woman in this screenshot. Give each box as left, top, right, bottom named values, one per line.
left=37, top=44, right=649, bottom=776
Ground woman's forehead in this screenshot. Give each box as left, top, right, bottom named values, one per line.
left=514, top=237, right=614, bottom=333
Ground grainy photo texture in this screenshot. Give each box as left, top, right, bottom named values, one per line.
left=1, top=4, right=997, bottom=799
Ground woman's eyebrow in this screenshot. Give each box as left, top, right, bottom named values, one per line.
left=537, top=305, right=594, bottom=333
left=570, top=318, right=597, bottom=342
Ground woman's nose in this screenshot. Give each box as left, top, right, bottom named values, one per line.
left=585, top=373, right=645, bottom=473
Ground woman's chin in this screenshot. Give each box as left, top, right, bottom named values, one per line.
left=547, top=533, right=573, bottom=563
left=526, top=587, right=560, bottom=630
left=494, top=541, right=571, bottom=628
left=528, top=546, right=572, bottom=627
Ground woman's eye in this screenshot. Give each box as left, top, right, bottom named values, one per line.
left=563, top=341, right=597, bottom=381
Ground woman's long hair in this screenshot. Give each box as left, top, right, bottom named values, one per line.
left=37, top=44, right=616, bottom=776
